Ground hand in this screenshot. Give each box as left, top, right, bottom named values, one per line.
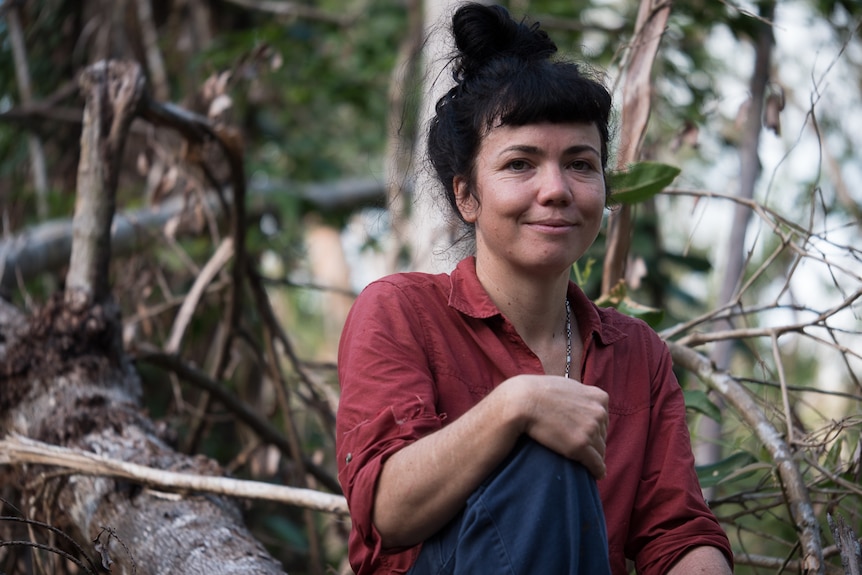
left=504, top=374, right=609, bottom=478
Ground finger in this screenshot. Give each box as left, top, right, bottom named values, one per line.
left=591, top=431, right=606, bottom=458
left=583, top=447, right=606, bottom=479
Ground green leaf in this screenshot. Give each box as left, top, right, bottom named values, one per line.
left=614, top=297, right=664, bottom=327
left=608, top=162, right=681, bottom=204
left=571, top=257, right=596, bottom=286
left=594, top=281, right=664, bottom=327
left=664, top=251, right=713, bottom=273
left=684, top=390, right=722, bottom=422
left=696, top=451, right=761, bottom=488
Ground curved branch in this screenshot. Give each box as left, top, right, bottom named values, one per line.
left=0, top=540, right=98, bottom=575
left=132, top=346, right=342, bottom=494
left=668, top=341, right=825, bottom=574
left=0, top=515, right=102, bottom=574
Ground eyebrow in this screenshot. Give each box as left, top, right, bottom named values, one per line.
left=500, top=144, right=601, bottom=158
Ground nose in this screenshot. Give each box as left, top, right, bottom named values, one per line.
left=537, top=165, right=572, bottom=205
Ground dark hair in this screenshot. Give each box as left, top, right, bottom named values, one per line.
left=427, top=3, right=613, bottom=225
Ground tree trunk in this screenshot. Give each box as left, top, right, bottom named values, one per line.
left=405, top=0, right=491, bottom=273
left=0, top=60, right=287, bottom=574
left=601, top=0, right=671, bottom=295
left=696, top=0, right=777, bottom=487
left=0, top=176, right=386, bottom=295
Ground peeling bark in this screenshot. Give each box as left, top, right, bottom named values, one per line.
left=601, top=0, right=671, bottom=295
left=1, top=295, right=286, bottom=574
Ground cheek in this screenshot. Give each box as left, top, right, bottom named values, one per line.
left=580, top=187, right=606, bottom=218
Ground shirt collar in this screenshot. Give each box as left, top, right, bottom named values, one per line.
left=448, top=256, right=627, bottom=346
left=448, top=256, right=500, bottom=319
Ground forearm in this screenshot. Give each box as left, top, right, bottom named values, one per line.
left=372, top=372, right=609, bottom=549
left=373, top=380, right=524, bottom=548
left=667, top=546, right=733, bottom=574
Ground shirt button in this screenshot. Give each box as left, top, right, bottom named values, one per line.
left=346, top=453, right=353, bottom=463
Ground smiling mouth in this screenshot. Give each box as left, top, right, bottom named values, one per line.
left=529, top=219, right=575, bottom=228
left=527, top=221, right=576, bottom=234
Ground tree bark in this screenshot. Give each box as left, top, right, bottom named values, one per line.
left=66, top=61, right=144, bottom=303
left=828, top=514, right=862, bottom=575
left=601, top=0, right=671, bottom=295
left=0, top=61, right=287, bottom=574
left=696, top=0, right=777, bottom=488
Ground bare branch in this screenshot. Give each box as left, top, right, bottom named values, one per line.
left=0, top=434, right=348, bottom=516
left=6, top=3, right=50, bottom=222
left=132, top=346, right=342, bottom=494
left=165, top=237, right=234, bottom=354
left=66, top=61, right=145, bottom=303
left=0, top=177, right=386, bottom=294
left=668, top=342, right=825, bottom=573
left=133, top=0, right=169, bottom=101
left=220, top=0, right=352, bottom=26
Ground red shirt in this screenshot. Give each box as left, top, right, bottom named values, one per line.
left=337, top=257, right=732, bottom=574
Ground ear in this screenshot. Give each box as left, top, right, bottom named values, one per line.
left=454, top=176, right=479, bottom=223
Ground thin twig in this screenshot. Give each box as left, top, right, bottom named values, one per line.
left=165, top=237, right=234, bottom=354
left=669, top=342, right=825, bottom=573
left=132, top=346, right=342, bottom=494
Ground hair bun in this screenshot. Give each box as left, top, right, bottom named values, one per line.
left=452, top=3, right=557, bottom=81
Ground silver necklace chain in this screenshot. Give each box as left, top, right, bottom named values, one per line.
left=564, top=298, right=572, bottom=378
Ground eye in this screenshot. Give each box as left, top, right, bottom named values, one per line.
left=569, top=159, right=597, bottom=172
left=507, top=159, right=531, bottom=172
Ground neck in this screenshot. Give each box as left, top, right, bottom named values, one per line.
left=475, top=257, right=570, bottom=344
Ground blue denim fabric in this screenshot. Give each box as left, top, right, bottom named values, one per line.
left=408, top=438, right=611, bottom=575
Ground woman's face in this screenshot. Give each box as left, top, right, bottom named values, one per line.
left=455, top=122, right=606, bottom=278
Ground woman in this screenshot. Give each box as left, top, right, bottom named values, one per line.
left=336, top=4, right=733, bottom=574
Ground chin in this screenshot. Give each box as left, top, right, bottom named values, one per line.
left=517, top=257, right=573, bottom=278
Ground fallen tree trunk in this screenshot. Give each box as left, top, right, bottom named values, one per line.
left=0, top=60, right=288, bottom=574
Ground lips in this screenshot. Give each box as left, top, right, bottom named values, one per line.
left=525, top=219, right=576, bottom=235
left=531, top=218, right=574, bottom=227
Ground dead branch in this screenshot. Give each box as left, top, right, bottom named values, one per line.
left=133, top=0, right=169, bottom=101
left=66, top=61, right=145, bottom=303
left=0, top=434, right=348, bottom=516
left=6, top=3, right=50, bottom=222
left=0, top=177, right=385, bottom=294
left=0, top=59, right=291, bottom=574
left=669, top=341, right=825, bottom=573
left=131, top=346, right=342, bottom=494
left=165, top=237, right=234, bottom=354
left=828, top=514, right=862, bottom=575
left=247, top=266, right=337, bottom=430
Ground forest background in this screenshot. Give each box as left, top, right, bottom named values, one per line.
left=0, top=0, right=860, bottom=574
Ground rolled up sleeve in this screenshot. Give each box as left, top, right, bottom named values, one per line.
left=336, top=280, right=445, bottom=573
left=629, top=334, right=733, bottom=574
